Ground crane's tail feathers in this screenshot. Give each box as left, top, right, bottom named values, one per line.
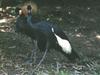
left=67, top=49, right=80, bottom=61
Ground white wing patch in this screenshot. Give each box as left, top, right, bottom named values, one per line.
left=51, top=27, right=54, bottom=33
left=54, top=34, right=72, bottom=54
left=51, top=27, right=72, bottom=54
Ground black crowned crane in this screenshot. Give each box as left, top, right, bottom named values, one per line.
left=15, top=5, right=80, bottom=63
left=26, top=5, right=80, bottom=60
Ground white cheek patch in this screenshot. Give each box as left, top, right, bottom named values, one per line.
left=54, top=33, right=72, bottom=54
left=19, top=10, right=22, bottom=15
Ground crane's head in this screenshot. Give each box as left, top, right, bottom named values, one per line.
left=27, top=5, right=32, bottom=15
left=27, top=5, right=32, bottom=10
left=17, top=2, right=37, bottom=16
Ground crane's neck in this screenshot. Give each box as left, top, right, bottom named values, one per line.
left=26, top=12, right=33, bottom=25
left=26, top=12, right=38, bottom=30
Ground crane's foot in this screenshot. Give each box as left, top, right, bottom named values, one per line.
left=23, top=50, right=36, bottom=65
left=30, top=48, right=37, bottom=64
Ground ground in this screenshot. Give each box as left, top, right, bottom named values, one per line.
left=0, top=5, right=100, bottom=75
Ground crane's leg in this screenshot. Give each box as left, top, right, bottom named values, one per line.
left=30, top=40, right=37, bottom=63
left=33, top=42, right=49, bottom=71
